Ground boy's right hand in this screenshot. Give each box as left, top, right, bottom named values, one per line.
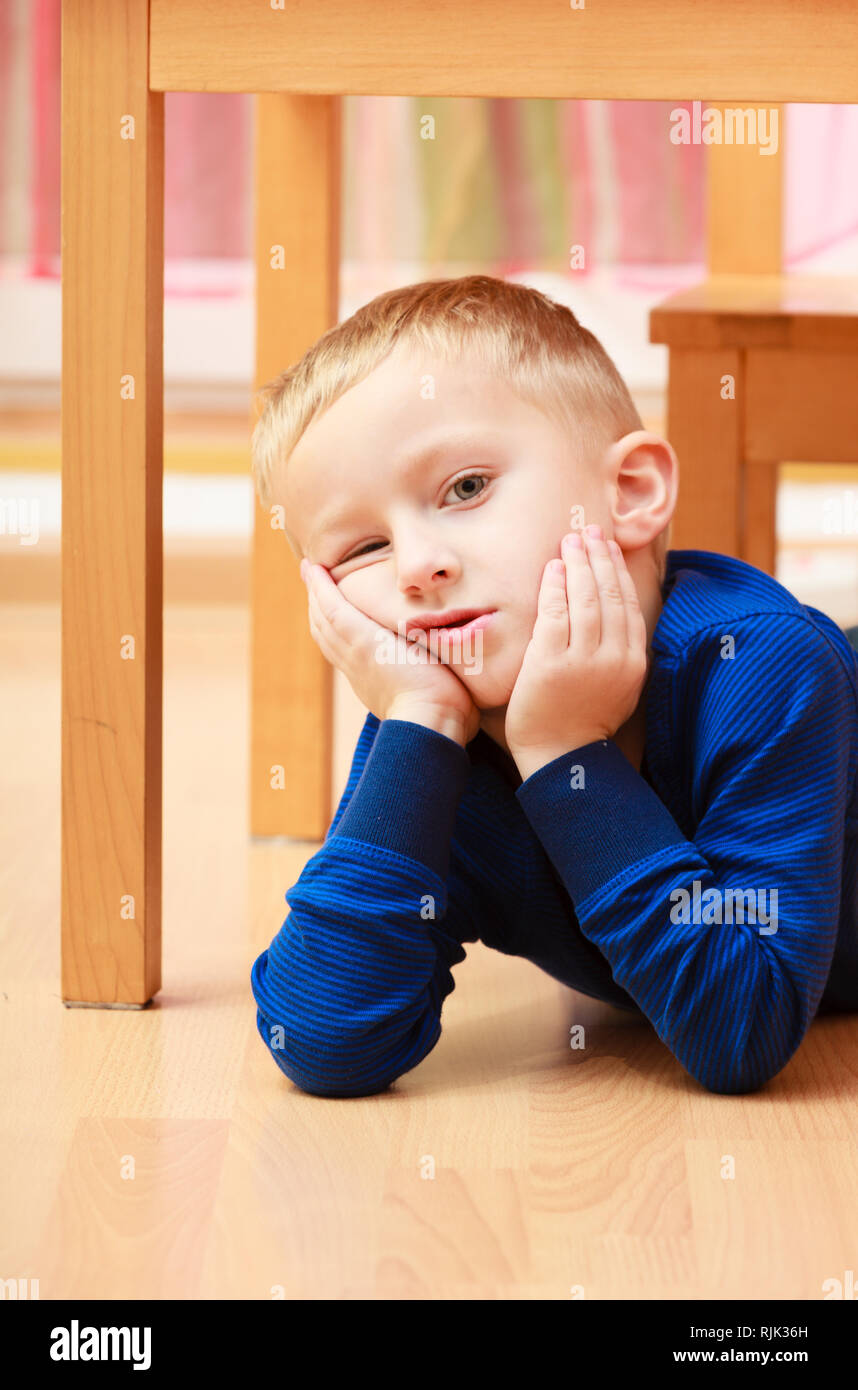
left=300, top=560, right=482, bottom=747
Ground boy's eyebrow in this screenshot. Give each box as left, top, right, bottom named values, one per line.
left=306, top=427, right=504, bottom=552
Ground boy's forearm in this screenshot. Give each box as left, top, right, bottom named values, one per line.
left=252, top=715, right=473, bottom=1096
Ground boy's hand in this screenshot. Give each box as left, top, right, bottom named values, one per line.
left=505, top=526, right=650, bottom=779
left=300, top=559, right=482, bottom=746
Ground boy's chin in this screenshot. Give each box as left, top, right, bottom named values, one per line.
left=452, top=667, right=517, bottom=710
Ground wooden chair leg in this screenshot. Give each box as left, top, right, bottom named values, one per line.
left=706, top=103, right=783, bottom=276
left=742, top=461, right=780, bottom=576
left=61, top=0, right=163, bottom=1005
left=250, top=96, right=340, bottom=840
left=660, top=346, right=744, bottom=559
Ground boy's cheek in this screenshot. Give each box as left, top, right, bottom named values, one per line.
left=337, top=574, right=388, bottom=627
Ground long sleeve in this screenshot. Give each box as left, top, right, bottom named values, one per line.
left=250, top=715, right=479, bottom=1097
left=515, top=613, right=858, bottom=1095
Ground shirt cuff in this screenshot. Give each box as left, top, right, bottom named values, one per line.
left=515, top=738, right=688, bottom=904
left=330, top=718, right=471, bottom=880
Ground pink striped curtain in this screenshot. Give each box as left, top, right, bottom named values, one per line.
left=3, top=1, right=858, bottom=293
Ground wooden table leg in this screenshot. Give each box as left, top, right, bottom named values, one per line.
left=250, top=96, right=339, bottom=840
left=659, top=345, right=744, bottom=559
left=61, top=0, right=163, bottom=1005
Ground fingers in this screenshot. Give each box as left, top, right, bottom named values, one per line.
left=305, top=574, right=338, bottom=667
left=608, top=538, right=647, bottom=654
left=303, top=561, right=369, bottom=641
left=559, top=530, right=607, bottom=655
left=302, top=561, right=356, bottom=670
left=303, top=561, right=348, bottom=634
left=532, top=556, right=570, bottom=655
left=302, top=560, right=396, bottom=668
left=540, top=528, right=638, bottom=657
left=578, top=528, right=627, bottom=651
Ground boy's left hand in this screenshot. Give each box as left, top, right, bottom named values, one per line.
left=505, top=525, right=650, bottom=780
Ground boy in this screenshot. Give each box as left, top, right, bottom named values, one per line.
left=249, top=274, right=858, bottom=1098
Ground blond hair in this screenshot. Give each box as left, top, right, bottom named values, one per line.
left=251, top=274, right=670, bottom=579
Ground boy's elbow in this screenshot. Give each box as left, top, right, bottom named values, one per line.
left=678, top=996, right=806, bottom=1095
left=697, top=1071, right=769, bottom=1097
left=256, top=1008, right=404, bottom=1097
left=289, top=1070, right=395, bottom=1099
left=687, top=1051, right=779, bottom=1096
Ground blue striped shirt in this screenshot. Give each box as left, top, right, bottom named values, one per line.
left=251, top=549, right=858, bottom=1096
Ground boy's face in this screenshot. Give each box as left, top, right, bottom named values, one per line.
left=278, top=344, right=611, bottom=713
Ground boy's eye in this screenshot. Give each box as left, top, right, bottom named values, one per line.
left=337, top=473, right=490, bottom=566
left=345, top=540, right=387, bottom=561
left=444, top=474, right=487, bottom=503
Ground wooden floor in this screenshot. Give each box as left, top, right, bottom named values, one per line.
left=2, top=596, right=858, bottom=1301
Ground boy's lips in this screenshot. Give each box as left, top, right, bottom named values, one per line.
left=404, top=608, right=497, bottom=639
